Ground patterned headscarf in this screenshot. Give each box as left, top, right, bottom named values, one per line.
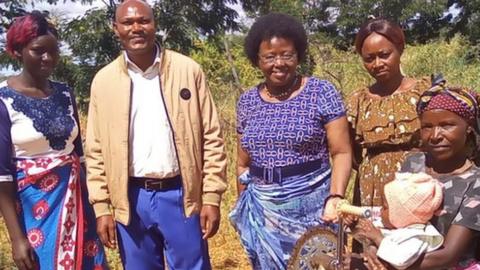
left=417, top=74, right=480, bottom=131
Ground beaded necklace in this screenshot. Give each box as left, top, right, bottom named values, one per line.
left=265, top=75, right=299, bottom=99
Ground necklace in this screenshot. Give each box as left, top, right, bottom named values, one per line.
left=265, top=75, right=299, bottom=99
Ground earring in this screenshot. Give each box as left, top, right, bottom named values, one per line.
left=399, top=63, right=406, bottom=76
left=13, top=51, right=21, bottom=59
left=467, top=126, right=474, bottom=135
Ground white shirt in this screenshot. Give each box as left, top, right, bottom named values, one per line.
left=125, top=47, right=180, bottom=178
left=376, top=223, right=444, bottom=269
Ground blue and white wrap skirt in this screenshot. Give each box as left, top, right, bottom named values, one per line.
left=229, top=166, right=333, bottom=269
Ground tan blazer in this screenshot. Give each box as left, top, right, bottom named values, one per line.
left=85, top=48, right=227, bottom=225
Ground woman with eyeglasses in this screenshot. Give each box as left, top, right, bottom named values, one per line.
left=346, top=18, right=431, bottom=213
left=229, top=13, right=352, bottom=269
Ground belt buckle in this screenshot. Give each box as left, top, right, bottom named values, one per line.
left=263, top=167, right=282, bottom=184
left=144, top=179, right=161, bottom=191
left=274, top=167, right=282, bottom=184
left=263, top=167, right=272, bottom=184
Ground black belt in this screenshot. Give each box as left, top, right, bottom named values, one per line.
left=129, top=175, right=182, bottom=191
left=249, top=159, right=325, bottom=184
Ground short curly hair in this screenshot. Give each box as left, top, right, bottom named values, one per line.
left=354, top=18, right=405, bottom=55
left=244, top=13, right=307, bottom=66
left=6, top=10, right=58, bottom=58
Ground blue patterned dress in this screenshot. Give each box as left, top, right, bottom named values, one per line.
left=230, top=77, right=345, bottom=269
left=0, top=80, right=108, bottom=269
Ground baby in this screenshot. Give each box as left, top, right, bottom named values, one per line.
left=354, top=172, right=444, bottom=269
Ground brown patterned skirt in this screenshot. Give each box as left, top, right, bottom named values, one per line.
left=355, top=149, right=417, bottom=207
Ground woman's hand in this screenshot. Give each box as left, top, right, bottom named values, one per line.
left=11, top=237, right=37, bottom=270
left=342, top=250, right=353, bottom=269
left=96, top=215, right=117, bottom=249
left=0, top=183, right=37, bottom=270
left=341, top=213, right=359, bottom=227
left=355, top=219, right=384, bottom=246
left=362, top=245, right=388, bottom=270
left=322, top=196, right=342, bottom=223
left=323, top=116, right=352, bottom=222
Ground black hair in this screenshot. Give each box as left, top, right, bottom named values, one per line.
left=355, top=18, right=405, bottom=55
left=244, top=12, right=307, bottom=66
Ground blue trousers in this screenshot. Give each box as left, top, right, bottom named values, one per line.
left=117, top=184, right=211, bottom=270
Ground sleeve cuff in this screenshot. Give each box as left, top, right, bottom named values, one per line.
left=325, top=112, right=347, bottom=124
left=0, top=175, right=13, bottom=182
left=377, top=237, right=419, bottom=270
left=377, top=239, right=390, bottom=261
left=202, top=192, right=222, bottom=207
left=92, top=202, right=112, bottom=218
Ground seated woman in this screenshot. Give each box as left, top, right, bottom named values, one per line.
left=361, top=77, right=480, bottom=269
left=0, top=11, right=107, bottom=269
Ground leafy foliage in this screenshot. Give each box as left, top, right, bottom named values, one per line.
left=63, top=9, right=118, bottom=65
left=2, top=0, right=480, bottom=104
left=330, top=0, right=449, bottom=48
left=153, top=0, right=239, bottom=52
left=239, top=0, right=480, bottom=50
left=0, top=0, right=242, bottom=107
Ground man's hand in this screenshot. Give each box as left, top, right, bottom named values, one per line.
left=11, top=237, right=37, bottom=270
left=96, top=215, right=116, bottom=248
left=200, top=205, right=220, bottom=239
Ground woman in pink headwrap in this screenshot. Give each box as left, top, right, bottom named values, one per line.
left=360, top=75, right=480, bottom=269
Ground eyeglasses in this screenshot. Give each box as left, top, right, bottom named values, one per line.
left=258, top=52, right=297, bottom=64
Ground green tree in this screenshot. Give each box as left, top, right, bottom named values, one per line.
left=315, top=0, right=450, bottom=49
left=0, top=0, right=242, bottom=107
left=240, top=0, right=334, bottom=27
left=240, top=0, right=455, bottom=49
left=446, top=0, right=480, bottom=42
left=444, top=0, right=480, bottom=59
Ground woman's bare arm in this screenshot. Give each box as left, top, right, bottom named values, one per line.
left=236, top=135, right=251, bottom=196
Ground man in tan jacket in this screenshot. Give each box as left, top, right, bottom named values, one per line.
left=85, top=0, right=227, bottom=269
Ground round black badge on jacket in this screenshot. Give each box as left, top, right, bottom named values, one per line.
left=180, top=88, right=191, bottom=100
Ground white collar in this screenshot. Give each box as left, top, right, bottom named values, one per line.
left=123, top=44, right=161, bottom=76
